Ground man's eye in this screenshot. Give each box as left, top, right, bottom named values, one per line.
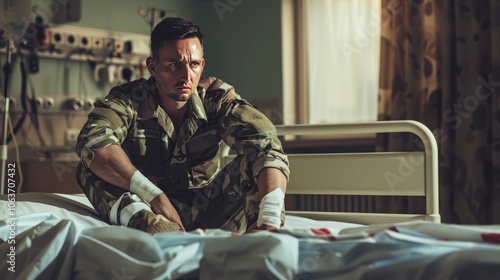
left=190, top=61, right=200, bottom=68
left=169, top=63, right=179, bottom=69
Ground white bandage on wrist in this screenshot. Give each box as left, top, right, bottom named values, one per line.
left=257, top=188, right=285, bottom=228
left=129, top=170, right=163, bottom=203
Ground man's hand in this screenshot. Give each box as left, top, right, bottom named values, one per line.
left=256, top=224, right=278, bottom=231
left=246, top=222, right=278, bottom=233
left=255, top=168, right=287, bottom=231
left=150, top=193, right=186, bottom=232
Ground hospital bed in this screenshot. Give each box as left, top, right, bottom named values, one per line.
left=1, top=120, right=500, bottom=280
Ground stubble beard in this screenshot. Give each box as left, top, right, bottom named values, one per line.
left=168, top=91, right=192, bottom=102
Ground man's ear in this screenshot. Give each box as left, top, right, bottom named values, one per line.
left=146, top=57, right=156, bottom=76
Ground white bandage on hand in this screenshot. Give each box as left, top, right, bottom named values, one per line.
left=257, top=187, right=285, bottom=228
left=129, top=170, right=163, bottom=203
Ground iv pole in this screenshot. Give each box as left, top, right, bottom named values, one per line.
left=0, top=39, right=13, bottom=195
left=0, top=0, right=32, bottom=194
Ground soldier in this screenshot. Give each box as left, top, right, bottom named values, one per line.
left=75, top=17, right=289, bottom=234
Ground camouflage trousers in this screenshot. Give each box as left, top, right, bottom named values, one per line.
left=76, top=155, right=285, bottom=234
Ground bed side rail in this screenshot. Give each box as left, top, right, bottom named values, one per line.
left=221, top=120, right=440, bottom=224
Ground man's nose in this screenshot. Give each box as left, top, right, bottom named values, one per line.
left=178, top=64, right=192, bottom=81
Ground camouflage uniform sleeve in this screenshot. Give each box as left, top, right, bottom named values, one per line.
left=75, top=86, right=136, bottom=168
left=218, top=88, right=290, bottom=181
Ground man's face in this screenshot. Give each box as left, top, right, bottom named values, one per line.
left=147, top=37, right=205, bottom=102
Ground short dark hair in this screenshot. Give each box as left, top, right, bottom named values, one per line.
left=150, top=17, right=204, bottom=59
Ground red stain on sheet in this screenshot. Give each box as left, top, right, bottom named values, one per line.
left=311, top=228, right=336, bottom=240
left=387, top=226, right=399, bottom=232
left=481, top=233, right=500, bottom=243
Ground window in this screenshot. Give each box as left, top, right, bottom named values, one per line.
left=282, top=0, right=381, bottom=125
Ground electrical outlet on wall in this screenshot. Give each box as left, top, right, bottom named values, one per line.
left=65, top=128, right=80, bottom=146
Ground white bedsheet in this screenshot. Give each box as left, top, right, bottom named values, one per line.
left=1, top=192, right=360, bottom=231
left=2, top=193, right=500, bottom=279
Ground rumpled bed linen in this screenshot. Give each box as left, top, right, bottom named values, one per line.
left=2, top=212, right=500, bottom=280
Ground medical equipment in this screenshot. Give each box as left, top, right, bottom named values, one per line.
left=0, top=0, right=31, bottom=195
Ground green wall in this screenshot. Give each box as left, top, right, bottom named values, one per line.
left=190, top=0, right=283, bottom=102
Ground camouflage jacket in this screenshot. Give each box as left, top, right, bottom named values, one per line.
left=76, top=77, right=289, bottom=194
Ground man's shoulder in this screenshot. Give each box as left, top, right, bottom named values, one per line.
left=199, top=77, right=234, bottom=94
left=108, top=78, right=155, bottom=103
left=198, top=77, right=240, bottom=108
left=196, top=77, right=242, bottom=117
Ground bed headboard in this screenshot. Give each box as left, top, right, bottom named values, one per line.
left=221, top=120, right=440, bottom=225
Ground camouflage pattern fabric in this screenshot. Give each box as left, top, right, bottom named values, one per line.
left=77, top=155, right=285, bottom=233
left=75, top=76, right=289, bottom=234
left=77, top=163, right=181, bottom=234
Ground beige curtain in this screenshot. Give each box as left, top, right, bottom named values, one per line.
left=377, top=0, right=500, bottom=224
left=304, top=0, right=380, bottom=124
